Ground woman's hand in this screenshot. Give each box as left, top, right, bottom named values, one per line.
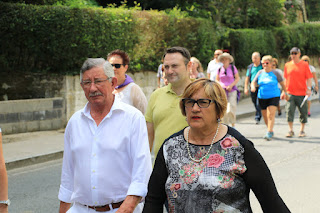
left=226, top=85, right=233, bottom=92
left=250, top=85, right=256, bottom=93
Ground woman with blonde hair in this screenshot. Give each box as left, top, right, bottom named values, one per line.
left=190, top=57, right=205, bottom=79
left=251, top=55, right=288, bottom=140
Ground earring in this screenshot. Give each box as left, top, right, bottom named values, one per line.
left=217, top=118, right=221, bottom=123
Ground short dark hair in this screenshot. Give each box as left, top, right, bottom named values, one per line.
left=164, top=46, right=191, bottom=65
left=107, top=49, right=130, bottom=65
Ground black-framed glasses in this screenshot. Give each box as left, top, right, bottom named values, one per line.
left=182, top=98, right=214, bottom=108
left=291, top=52, right=298, bottom=55
left=81, top=78, right=110, bottom=88
left=111, top=64, right=125, bottom=68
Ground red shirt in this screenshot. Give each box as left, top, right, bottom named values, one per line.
left=284, top=60, right=313, bottom=96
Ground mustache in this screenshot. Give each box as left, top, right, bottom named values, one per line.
left=89, top=92, right=103, bottom=97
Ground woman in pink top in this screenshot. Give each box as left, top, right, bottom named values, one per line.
left=216, top=53, right=240, bottom=127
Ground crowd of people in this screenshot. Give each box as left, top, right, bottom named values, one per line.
left=1, top=45, right=318, bottom=213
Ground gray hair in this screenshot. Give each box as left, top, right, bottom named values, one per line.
left=252, top=52, right=261, bottom=58
left=80, top=58, right=114, bottom=81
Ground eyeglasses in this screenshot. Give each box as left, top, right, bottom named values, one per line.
left=81, top=78, right=110, bottom=88
left=182, top=98, right=214, bottom=108
left=111, top=64, right=125, bottom=69
left=262, top=62, right=270, bottom=65
left=291, top=52, right=298, bottom=55
left=303, top=60, right=309, bottom=62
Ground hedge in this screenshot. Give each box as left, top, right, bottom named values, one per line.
left=1, top=2, right=320, bottom=75
left=0, top=2, right=217, bottom=74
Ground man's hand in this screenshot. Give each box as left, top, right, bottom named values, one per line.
left=116, top=195, right=141, bottom=213
left=244, top=87, right=249, bottom=96
left=0, top=204, right=8, bottom=213
left=59, top=201, right=71, bottom=213
left=306, top=89, right=312, bottom=97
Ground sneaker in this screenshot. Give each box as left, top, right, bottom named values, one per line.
left=308, top=112, right=311, bottom=117
left=299, top=131, right=306, bottom=137
left=263, top=132, right=273, bottom=141
left=286, top=131, right=294, bottom=138
left=278, top=110, right=282, bottom=116
left=255, top=120, right=260, bottom=125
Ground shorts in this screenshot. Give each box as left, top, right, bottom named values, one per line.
left=258, top=97, right=280, bottom=110
left=285, top=94, right=308, bottom=123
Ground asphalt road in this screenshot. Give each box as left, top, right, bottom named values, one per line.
left=7, top=101, right=320, bottom=213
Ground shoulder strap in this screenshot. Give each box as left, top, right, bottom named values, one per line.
left=231, top=65, right=235, bottom=80
left=248, top=63, right=254, bottom=82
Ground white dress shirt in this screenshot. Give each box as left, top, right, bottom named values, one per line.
left=207, top=59, right=223, bottom=81
left=58, top=97, right=152, bottom=207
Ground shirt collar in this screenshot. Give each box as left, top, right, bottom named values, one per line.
left=81, top=96, right=126, bottom=119
left=165, top=83, right=178, bottom=95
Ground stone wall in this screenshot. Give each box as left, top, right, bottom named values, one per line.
left=0, top=98, right=65, bottom=134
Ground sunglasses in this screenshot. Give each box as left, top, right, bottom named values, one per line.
left=291, top=52, right=298, bottom=55
left=111, top=64, right=125, bottom=68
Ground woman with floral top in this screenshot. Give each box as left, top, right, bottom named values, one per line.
left=143, top=79, right=290, bottom=213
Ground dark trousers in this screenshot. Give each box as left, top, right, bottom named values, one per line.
left=250, top=89, right=261, bottom=121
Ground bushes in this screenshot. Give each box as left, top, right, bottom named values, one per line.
left=0, top=2, right=219, bottom=74
left=228, top=29, right=277, bottom=68
left=0, top=2, right=138, bottom=74
left=273, top=23, right=320, bottom=57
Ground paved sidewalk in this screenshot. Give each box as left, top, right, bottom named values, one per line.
left=2, top=94, right=319, bottom=170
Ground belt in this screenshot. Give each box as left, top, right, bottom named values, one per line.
left=84, top=201, right=123, bottom=212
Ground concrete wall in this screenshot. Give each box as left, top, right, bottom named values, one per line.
left=0, top=98, right=65, bottom=134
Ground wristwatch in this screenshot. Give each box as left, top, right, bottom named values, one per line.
left=307, top=86, right=311, bottom=90
left=0, top=199, right=10, bottom=206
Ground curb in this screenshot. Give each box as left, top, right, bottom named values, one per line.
left=5, top=151, right=63, bottom=170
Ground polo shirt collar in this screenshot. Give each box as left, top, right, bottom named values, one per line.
left=166, top=83, right=177, bottom=95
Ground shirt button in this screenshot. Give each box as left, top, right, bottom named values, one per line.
left=93, top=186, right=96, bottom=189
left=92, top=170, right=95, bottom=173
left=95, top=202, right=98, bottom=205
left=93, top=153, right=96, bottom=157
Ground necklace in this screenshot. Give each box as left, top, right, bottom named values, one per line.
left=186, top=122, right=220, bottom=163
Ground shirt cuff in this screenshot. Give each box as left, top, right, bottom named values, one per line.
left=58, top=184, right=73, bottom=203
left=126, top=182, right=148, bottom=198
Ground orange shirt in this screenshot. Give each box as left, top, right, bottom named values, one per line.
left=284, top=60, right=313, bottom=96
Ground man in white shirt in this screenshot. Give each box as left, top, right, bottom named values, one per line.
left=207, top=49, right=223, bottom=81
left=58, top=58, right=152, bottom=213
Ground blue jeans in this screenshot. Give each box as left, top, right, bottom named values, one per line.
left=250, top=89, right=261, bottom=121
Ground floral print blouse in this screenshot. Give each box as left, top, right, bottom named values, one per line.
left=143, top=127, right=290, bottom=213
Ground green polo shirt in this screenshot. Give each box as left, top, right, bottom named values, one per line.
left=145, top=83, right=188, bottom=158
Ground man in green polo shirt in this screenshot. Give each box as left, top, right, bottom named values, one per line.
left=145, top=47, right=192, bottom=158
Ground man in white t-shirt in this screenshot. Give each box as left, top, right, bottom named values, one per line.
left=207, top=49, right=223, bottom=81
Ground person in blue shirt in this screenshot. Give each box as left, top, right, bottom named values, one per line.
left=244, top=52, right=263, bottom=124
left=250, top=55, right=288, bottom=141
